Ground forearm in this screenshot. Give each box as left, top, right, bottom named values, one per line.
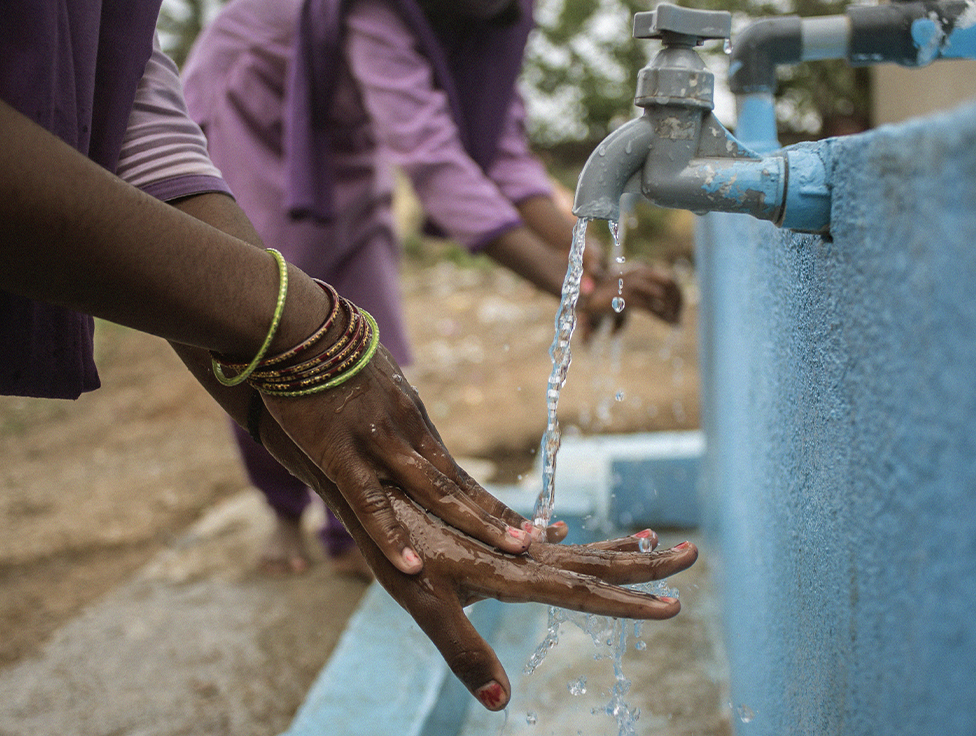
left=481, top=194, right=607, bottom=298
left=514, top=195, right=575, bottom=254
left=481, top=225, right=568, bottom=298
left=0, top=99, right=325, bottom=358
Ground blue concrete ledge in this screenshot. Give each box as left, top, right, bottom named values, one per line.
left=281, top=585, right=505, bottom=736
left=487, top=430, right=705, bottom=539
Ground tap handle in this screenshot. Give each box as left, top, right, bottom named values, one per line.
left=634, top=4, right=731, bottom=46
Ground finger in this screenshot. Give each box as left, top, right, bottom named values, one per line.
left=610, top=310, right=627, bottom=333
left=530, top=540, right=698, bottom=586
left=442, top=461, right=535, bottom=532
left=583, top=528, right=658, bottom=552
left=410, top=596, right=512, bottom=711
left=382, top=384, right=538, bottom=541
left=484, top=561, right=683, bottom=620
left=545, top=520, right=569, bottom=543
left=331, top=464, right=424, bottom=575
left=393, top=456, right=533, bottom=554
left=619, top=272, right=682, bottom=323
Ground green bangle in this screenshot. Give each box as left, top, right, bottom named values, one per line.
left=212, top=248, right=289, bottom=387
left=259, top=310, right=380, bottom=398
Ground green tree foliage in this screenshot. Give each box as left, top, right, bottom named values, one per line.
left=522, top=0, right=871, bottom=150
left=157, top=0, right=228, bottom=68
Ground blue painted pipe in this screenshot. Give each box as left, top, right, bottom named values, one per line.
left=729, top=0, right=976, bottom=147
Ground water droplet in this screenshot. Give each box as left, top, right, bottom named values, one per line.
left=724, top=38, right=733, bottom=55
left=736, top=704, right=756, bottom=723
left=615, top=255, right=626, bottom=265
left=526, top=712, right=538, bottom=725
left=638, top=536, right=652, bottom=553
left=635, top=640, right=647, bottom=651
left=568, top=676, right=587, bottom=695
left=612, top=297, right=625, bottom=313
left=615, top=391, right=624, bottom=402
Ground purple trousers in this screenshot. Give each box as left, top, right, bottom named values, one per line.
left=231, top=423, right=358, bottom=557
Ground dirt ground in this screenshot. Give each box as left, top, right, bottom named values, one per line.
left=0, top=240, right=704, bottom=734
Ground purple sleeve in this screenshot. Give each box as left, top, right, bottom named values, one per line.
left=117, top=36, right=233, bottom=203
left=345, top=0, right=525, bottom=252
left=484, top=92, right=554, bottom=207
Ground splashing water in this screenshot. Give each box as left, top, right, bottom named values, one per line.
left=568, top=676, right=587, bottom=696
left=735, top=703, right=756, bottom=723
left=532, top=218, right=589, bottom=528
left=523, top=581, right=678, bottom=736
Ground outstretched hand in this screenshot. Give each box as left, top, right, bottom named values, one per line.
left=347, top=488, right=698, bottom=710
left=270, top=432, right=699, bottom=711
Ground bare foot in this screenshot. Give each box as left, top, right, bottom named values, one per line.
left=259, top=515, right=311, bottom=575
left=330, top=545, right=374, bottom=583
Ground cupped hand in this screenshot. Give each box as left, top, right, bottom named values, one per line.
left=580, top=263, right=683, bottom=332
left=335, top=484, right=698, bottom=711
left=261, top=344, right=540, bottom=574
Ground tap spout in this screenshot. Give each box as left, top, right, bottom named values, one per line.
left=573, top=109, right=829, bottom=231
left=572, top=115, right=653, bottom=222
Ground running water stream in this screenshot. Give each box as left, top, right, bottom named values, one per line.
left=531, top=217, right=589, bottom=528
left=524, top=214, right=677, bottom=736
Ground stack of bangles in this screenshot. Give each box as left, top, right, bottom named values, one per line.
left=211, top=248, right=380, bottom=398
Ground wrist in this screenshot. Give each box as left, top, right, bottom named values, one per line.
left=270, top=263, right=338, bottom=355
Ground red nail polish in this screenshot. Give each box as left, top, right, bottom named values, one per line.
left=633, top=529, right=653, bottom=539
left=508, top=526, right=527, bottom=541
left=673, top=541, right=692, bottom=550
left=402, top=548, right=420, bottom=566
left=476, top=681, right=505, bottom=710
left=553, top=520, right=567, bottom=527
left=658, top=596, right=678, bottom=604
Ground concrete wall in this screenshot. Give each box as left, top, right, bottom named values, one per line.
left=696, top=100, right=976, bottom=734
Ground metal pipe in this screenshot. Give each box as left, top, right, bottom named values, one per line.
left=728, top=0, right=976, bottom=98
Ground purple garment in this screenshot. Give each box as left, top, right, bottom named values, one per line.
left=0, top=0, right=161, bottom=399
left=182, top=0, right=551, bottom=536
left=231, top=423, right=356, bottom=557
left=285, top=0, right=534, bottom=222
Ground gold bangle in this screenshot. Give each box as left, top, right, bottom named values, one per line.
left=257, top=310, right=380, bottom=397
left=212, top=248, right=289, bottom=387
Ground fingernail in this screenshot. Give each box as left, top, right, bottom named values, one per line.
left=673, top=541, right=692, bottom=550
left=632, top=529, right=653, bottom=539
left=507, top=527, right=529, bottom=544
left=475, top=681, right=506, bottom=710
left=522, top=521, right=544, bottom=541
left=658, top=596, right=678, bottom=604
left=402, top=548, right=421, bottom=568
left=553, top=520, right=567, bottom=527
